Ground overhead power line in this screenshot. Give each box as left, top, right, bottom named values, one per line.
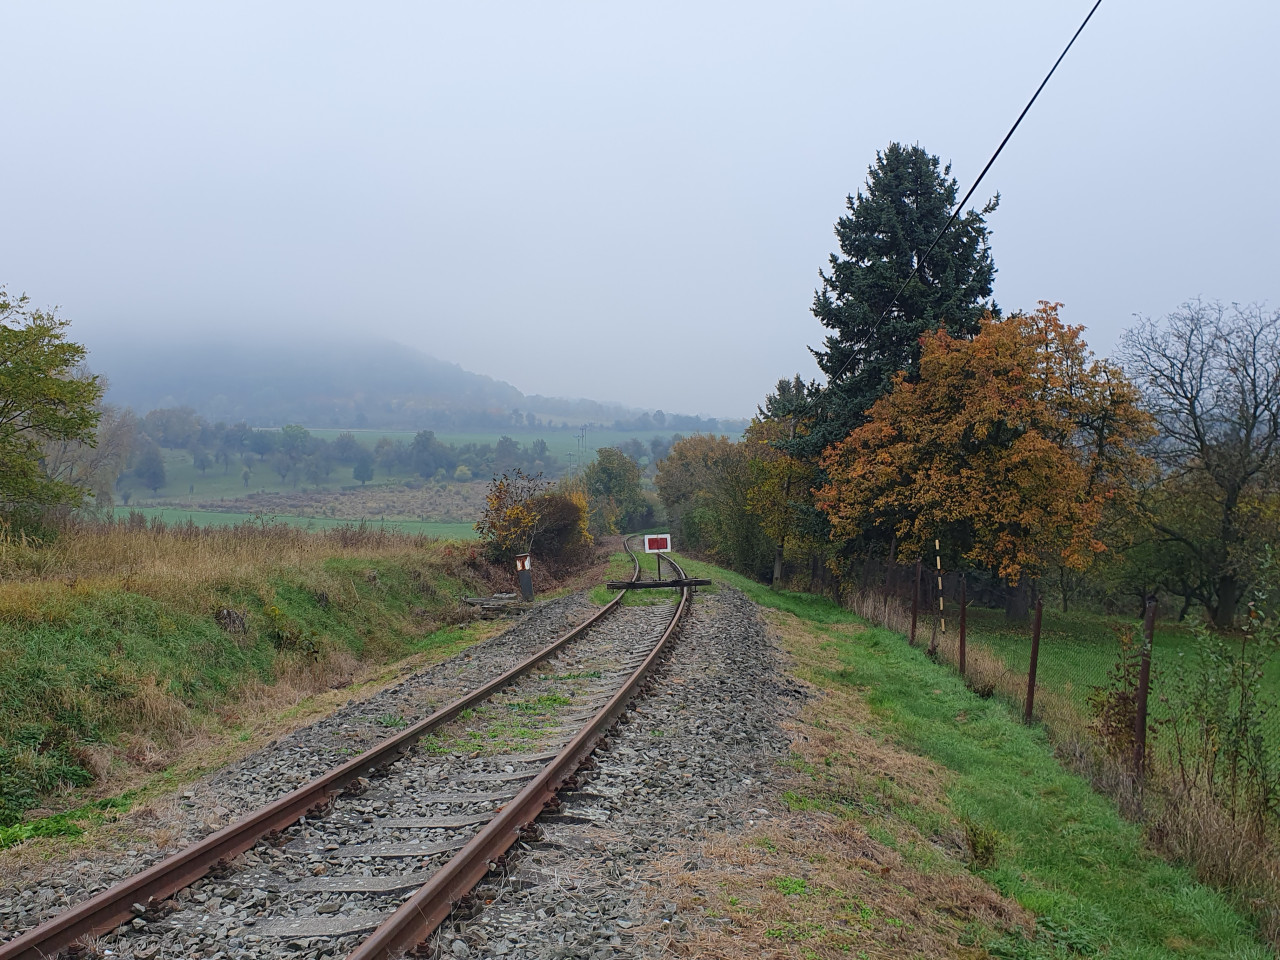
left=819, top=0, right=1105, bottom=396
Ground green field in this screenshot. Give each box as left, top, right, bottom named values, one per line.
left=301, top=427, right=728, bottom=462
left=114, top=507, right=477, bottom=539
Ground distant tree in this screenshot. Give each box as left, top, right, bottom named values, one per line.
left=331, top=431, right=362, bottom=463
left=279, top=424, right=311, bottom=461
left=454, top=464, right=472, bottom=482
left=133, top=445, right=167, bottom=493
left=494, top=435, right=521, bottom=474
left=374, top=437, right=404, bottom=477
left=42, top=404, right=137, bottom=511
left=808, top=142, right=998, bottom=452
left=272, top=452, right=294, bottom=484
left=410, top=430, right=452, bottom=478
left=655, top=435, right=772, bottom=576
left=192, top=446, right=212, bottom=474
left=248, top=430, right=276, bottom=461
left=1121, top=300, right=1280, bottom=626
left=241, top=465, right=252, bottom=489
left=353, top=449, right=374, bottom=485
left=818, top=304, right=1152, bottom=620
left=531, top=438, right=549, bottom=461
left=614, top=438, right=648, bottom=465
left=141, top=406, right=201, bottom=449
left=583, top=447, right=648, bottom=534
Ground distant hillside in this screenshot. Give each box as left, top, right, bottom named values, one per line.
left=88, top=337, right=736, bottom=432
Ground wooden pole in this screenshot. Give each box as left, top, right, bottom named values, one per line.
left=959, top=575, right=967, bottom=676
left=1024, top=597, right=1043, bottom=723
left=1133, top=597, right=1157, bottom=778
left=909, top=559, right=921, bottom=645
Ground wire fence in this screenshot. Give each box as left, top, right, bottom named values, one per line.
left=844, top=559, right=1280, bottom=783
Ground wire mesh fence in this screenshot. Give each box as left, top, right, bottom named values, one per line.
left=845, top=561, right=1280, bottom=778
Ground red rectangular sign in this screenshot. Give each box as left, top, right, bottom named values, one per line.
left=643, top=534, right=671, bottom=553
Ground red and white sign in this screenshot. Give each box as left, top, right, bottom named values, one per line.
left=643, top=534, right=672, bottom=554
left=514, top=553, right=532, bottom=572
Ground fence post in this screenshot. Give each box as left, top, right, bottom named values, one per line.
left=959, top=575, right=967, bottom=676
left=1133, top=597, right=1157, bottom=779
left=909, top=559, right=921, bottom=645
left=1024, top=597, right=1043, bottom=723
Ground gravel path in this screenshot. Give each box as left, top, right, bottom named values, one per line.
left=0, top=594, right=597, bottom=945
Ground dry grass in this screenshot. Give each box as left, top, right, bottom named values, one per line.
left=645, top=610, right=1031, bottom=958
left=0, top=515, right=474, bottom=613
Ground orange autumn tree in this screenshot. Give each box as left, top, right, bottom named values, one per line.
left=816, top=303, right=1152, bottom=611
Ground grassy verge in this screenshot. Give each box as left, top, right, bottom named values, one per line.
left=0, top=520, right=509, bottom=829
left=667, top=555, right=1274, bottom=959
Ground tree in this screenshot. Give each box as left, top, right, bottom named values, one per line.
left=331, top=431, right=361, bottom=463
left=817, top=305, right=1152, bottom=619
left=133, top=445, right=167, bottom=493
left=1121, top=301, right=1280, bottom=626
left=475, top=468, right=549, bottom=560
left=248, top=430, right=276, bottom=462
left=42, top=404, right=137, bottom=511
left=751, top=375, right=823, bottom=587
left=808, top=142, right=998, bottom=452
left=583, top=447, right=648, bottom=535
left=353, top=449, right=374, bottom=485
left=655, top=435, right=772, bottom=576
left=0, top=288, right=104, bottom=511
left=191, top=446, right=212, bottom=474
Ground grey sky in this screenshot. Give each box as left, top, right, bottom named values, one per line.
left=4, top=2, right=1276, bottom=418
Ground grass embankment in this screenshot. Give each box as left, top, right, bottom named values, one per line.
left=0, top=520, right=510, bottom=838
left=663, top=554, right=1274, bottom=959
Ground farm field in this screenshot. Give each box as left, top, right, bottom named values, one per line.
left=113, top=507, right=477, bottom=539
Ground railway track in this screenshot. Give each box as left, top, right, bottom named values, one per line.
left=0, top=539, right=690, bottom=960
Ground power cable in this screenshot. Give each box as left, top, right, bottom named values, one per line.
left=817, top=0, right=1105, bottom=399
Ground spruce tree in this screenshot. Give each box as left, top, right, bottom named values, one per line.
left=808, top=142, right=998, bottom=452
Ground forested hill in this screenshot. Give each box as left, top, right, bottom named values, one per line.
left=89, top=337, right=729, bottom=432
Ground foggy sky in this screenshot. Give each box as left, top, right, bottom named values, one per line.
left=3, top=2, right=1277, bottom=418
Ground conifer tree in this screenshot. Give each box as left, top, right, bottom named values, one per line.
left=808, top=142, right=998, bottom=452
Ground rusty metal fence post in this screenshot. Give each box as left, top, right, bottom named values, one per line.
left=958, top=576, right=967, bottom=676
left=1024, top=597, right=1043, bottom=723
left=909, top=559, right=921, bottom=645
left=1133, top=597, right=1157, bottom=778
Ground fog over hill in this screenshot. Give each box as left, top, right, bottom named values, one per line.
left=87, top=337, right=736, bottom=432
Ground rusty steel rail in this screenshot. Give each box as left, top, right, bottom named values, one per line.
left=349, top=548, right=689, bottom=959
left=0, top=544, right=645, bottom=960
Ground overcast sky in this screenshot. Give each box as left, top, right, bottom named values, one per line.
left=4, top=2, right=1276, bottom=418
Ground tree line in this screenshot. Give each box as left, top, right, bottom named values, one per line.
left=651, top=142, right=1280, bottom=627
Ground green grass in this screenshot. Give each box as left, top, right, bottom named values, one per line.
left=680, top=554, right=1275, bottom=959
left=0, top=556, right=490, bottom=826
left=114, top=507, right=477, bottom=539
